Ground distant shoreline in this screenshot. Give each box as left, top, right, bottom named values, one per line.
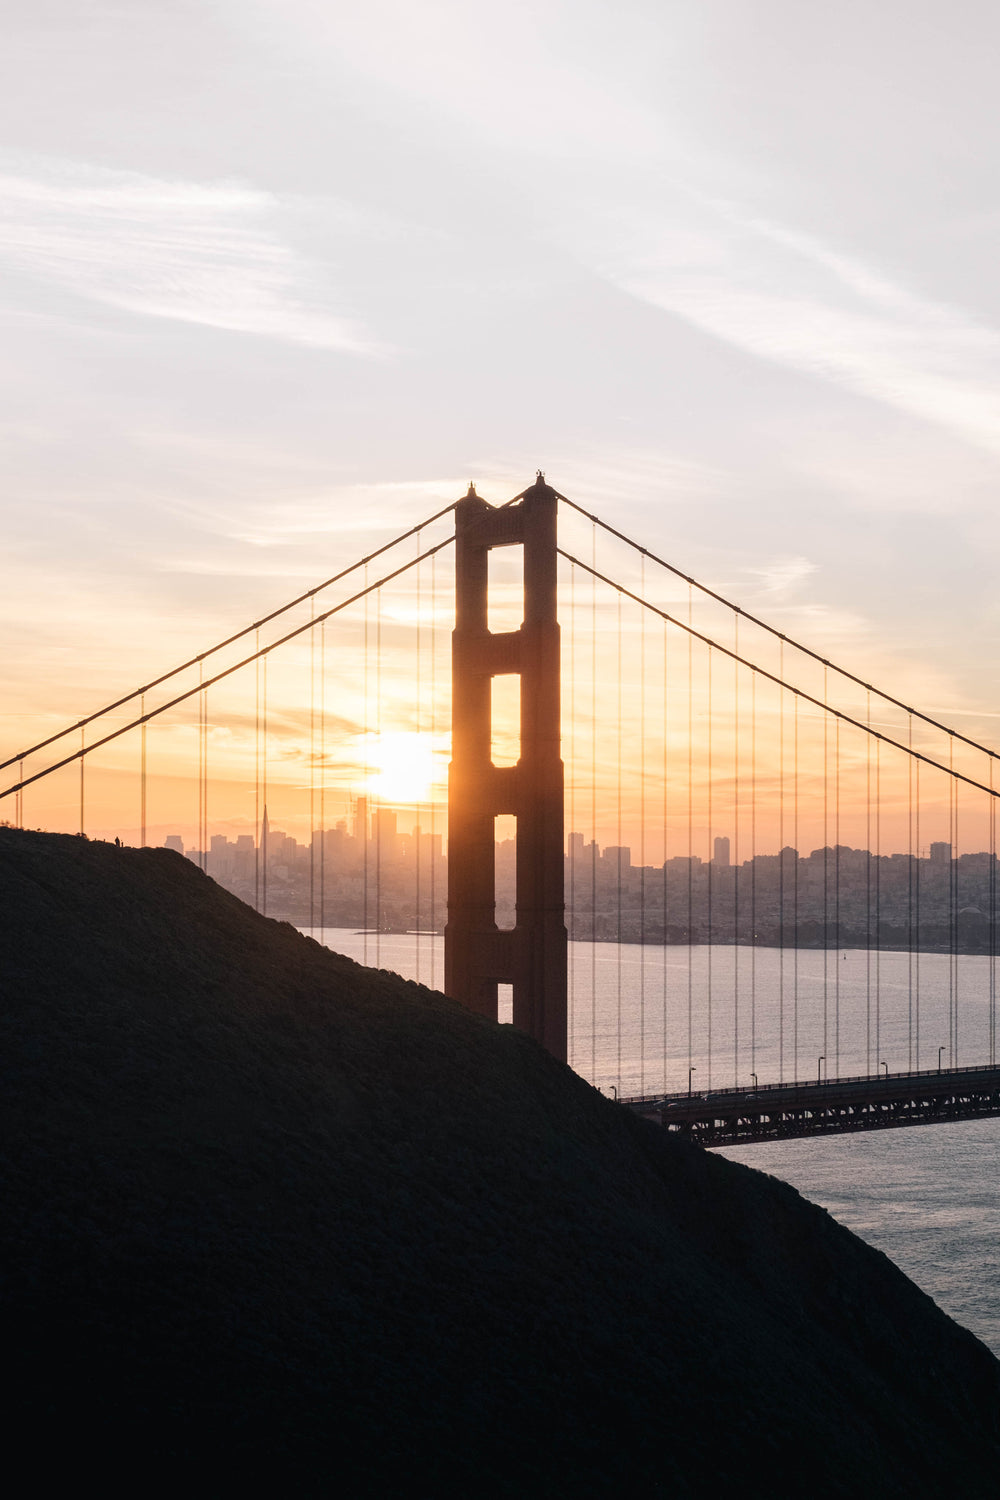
left=293, top=919, right=999, bottom=959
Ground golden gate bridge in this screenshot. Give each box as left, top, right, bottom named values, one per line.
left=3, top=475, right=999, bottom=1142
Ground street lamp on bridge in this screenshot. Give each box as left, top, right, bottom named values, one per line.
left=688, top=1066, right=697, bottom=1097
left=817, top=1055, right=825, bottom=1084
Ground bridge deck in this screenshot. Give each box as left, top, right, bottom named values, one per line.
left=624, top=1063, right=1000, bottom=1146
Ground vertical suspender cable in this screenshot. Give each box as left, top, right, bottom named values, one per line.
left=917, top=756, right=923, bottom=1074
left=415, top=532, right=422, bottom=985
left=876, top=738, right=882, bottom=1069
left=204, top=685, right=209, bottom=870
left=568, top=555, right=575, bottom=1062
left=375, top=585, right=382, bottom=970
left=639, top=559, right=646, bottom=1094
left=591, top=523, right=597, bottom=1083
left=793, top=692, right=800, bottom=1080
left=866, top=689, right=872, bottom=1074
left=196, top=671, right=202, bottom=865
left=197, top=673, right=202, bottom=868
left=198, top=663, right=207, bottom=873
left=202, top=676, right=210, bottom=872
left=79, top=725, right=85, bottom=837
left=140, top=693, right=147, bottom=849
left=616, top=588, right=623, bottom=1093
left=255, top=629, right=261, bottom=913
left=687, top=582, right=694, bottom=1089
left=309, top=598, right=316, bottom=932
left=953, top=750, right=959, bottom=1068
left=662, top=609, right=669, bottom=1092
left=320, top=617, right=326, bottom=933
left=779, top=647, right=785, bottom=1082
left=261, top=654, right=268, bottom=919
left=750, top=668, right=757, bottom=1084
left=991, top=760, right=997, bottom=1066
left=362, top=566, right=369, bottom=964
left=823, top=667, right=829, bottom=1069
left=733, top=618, right=740, bottom=1088
left=834, top=715, right=840, bottom=1076
left=908, top=716, right=914, bottom=1071
left=430, top=550, right=437, bottom=991
left=706, top=643, right=713, bottom=1090
left=953, top=772, right=960, bottom=1065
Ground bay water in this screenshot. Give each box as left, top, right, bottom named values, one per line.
left=307, top=927, right=1000, bottom=1357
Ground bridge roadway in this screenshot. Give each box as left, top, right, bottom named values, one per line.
left=624, top=1063, right=1000, bottom=1146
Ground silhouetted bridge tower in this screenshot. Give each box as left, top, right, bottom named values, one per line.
left=445, top=475, right=567, bottom=1061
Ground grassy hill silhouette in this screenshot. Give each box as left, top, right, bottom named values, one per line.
left=2, top=825, right=998, bottom=1495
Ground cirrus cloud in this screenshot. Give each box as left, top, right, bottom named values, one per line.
left=0, top=154, right=380, bottom=353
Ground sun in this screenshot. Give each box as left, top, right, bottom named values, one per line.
left=365, top=732, right=437, bottom=805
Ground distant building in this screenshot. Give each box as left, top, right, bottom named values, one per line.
left=372, top=808, right=399, bottom=863
left=603, top=846, right=631, bottom=876
left=713, top=836, right=731, bottom=868
left=931, top=841, right=952, bottom=865
left=164, top=835, right=183, bottom=854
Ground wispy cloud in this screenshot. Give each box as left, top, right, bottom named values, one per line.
left=746, top=554, right=818, bottom=596
left=0, top=155, right=379, bottom=352
left=572, top=196, right=1000, bottom=455
left=226, top=481, right=464, bottom=545
left=148, top=477, right=465, bottom=567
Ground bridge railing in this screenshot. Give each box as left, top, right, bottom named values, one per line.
left=623, top=1059, right=1000, bottom=1109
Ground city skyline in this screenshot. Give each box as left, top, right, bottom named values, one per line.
left=160, top=806, right=998, bottom=955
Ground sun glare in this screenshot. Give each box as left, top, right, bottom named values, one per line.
left=365, top=732, right=436, bottom=805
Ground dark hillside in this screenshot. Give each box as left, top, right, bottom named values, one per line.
left=2, top=826, right=998, bottom=1496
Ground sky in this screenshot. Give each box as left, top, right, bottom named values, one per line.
left=4, top=0, right=1000, bottom=848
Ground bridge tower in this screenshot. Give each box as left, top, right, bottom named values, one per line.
left=445, top=474, right=567, bottom=1061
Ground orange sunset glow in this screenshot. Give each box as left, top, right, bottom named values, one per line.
left=5, top=531, right=996, bottom=876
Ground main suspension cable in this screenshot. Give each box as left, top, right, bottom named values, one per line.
left=556, top=550, right=1000, bottom=800
left=556, top=494, right=999, bottom=761
left=1, top=538, right=455, bottom=805
left=2, top=501, right=459, bottom=774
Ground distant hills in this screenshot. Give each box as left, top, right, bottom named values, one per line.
left=2, top=826, right=998, bottom=1494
